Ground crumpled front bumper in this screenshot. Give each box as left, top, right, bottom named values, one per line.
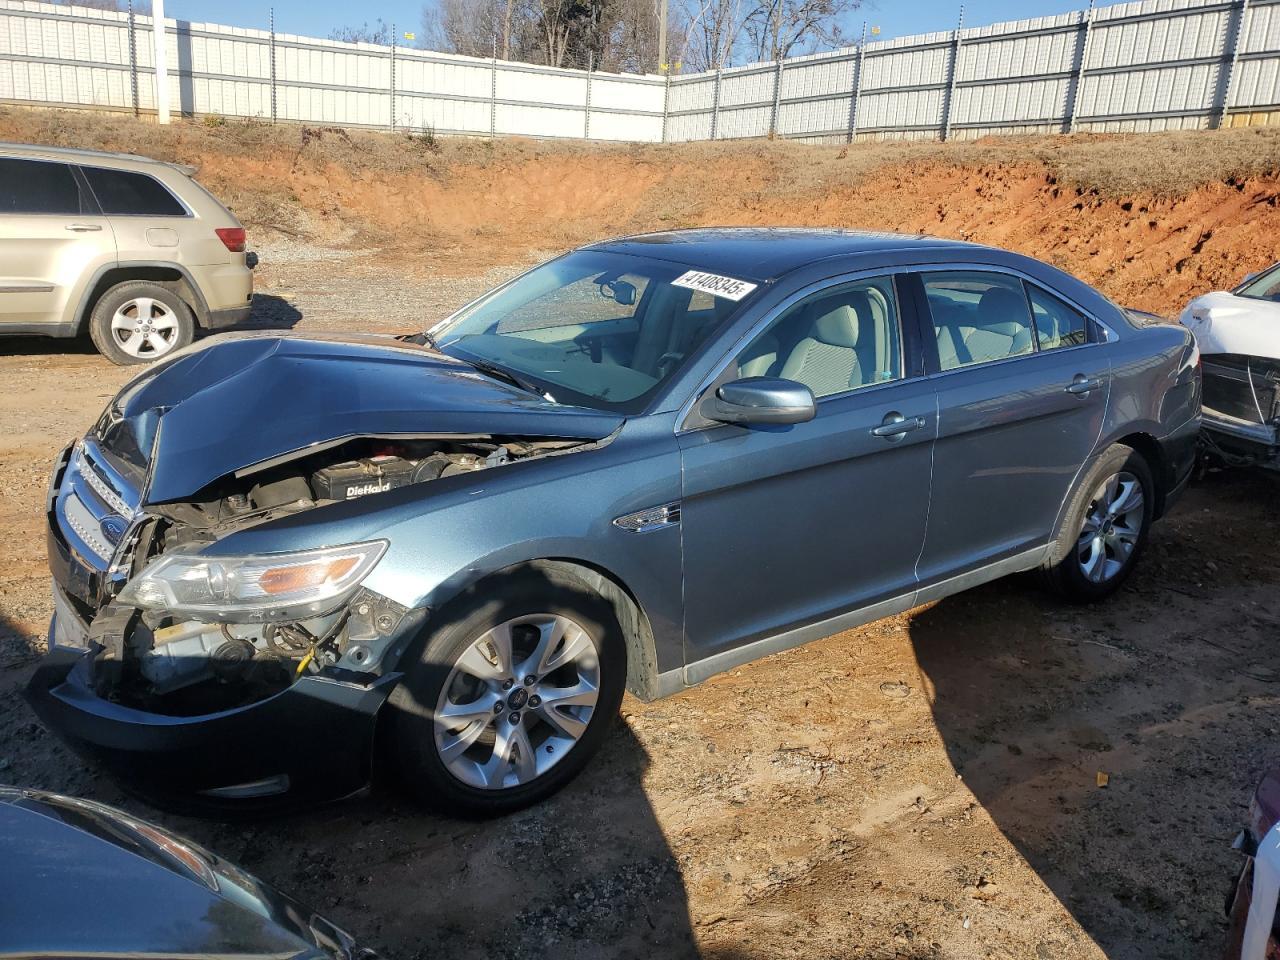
left=26, top=626, right=400, bottom=815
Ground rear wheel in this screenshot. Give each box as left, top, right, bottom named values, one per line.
left=1041, top=443, right=1155, bottom=602
left=89, top=281, right=194, bottom=365
left=387, top=568, right=626, bottom=816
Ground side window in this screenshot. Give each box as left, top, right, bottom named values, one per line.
left=80, top=166, right=186, bottom=216
left=735, top=276, right=902, bottom=399
left=0, top=158, right=82, bottom=215
left=923, top=271, right=1035, bottom=371
left=1027, top=284, right=1091, bottom=350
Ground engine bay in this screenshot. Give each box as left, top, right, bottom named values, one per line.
left=92, top=435, right=585, bottom=715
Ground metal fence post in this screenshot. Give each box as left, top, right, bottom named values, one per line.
left=584, top=51, right=593, bottom=139
left=1067, top=0, right=1095, bottom=133
left=1219, top=0, right=1251, bottom=128
left=269, top=8, right=277, bottom=123
left=941, top=5, right=964, bottom=141
left=128, top=0, right=138, bottom=117
left=489, top=40, right=498, bottom=136
left=661, top=73, right=671, bottom=143
left=768, top=56, right=784, bottom=138
left=847, top=21, right=867, bottom=143
left=389, top=25, right=397, bottom=132
left=710, top=65, right=723, bottom=139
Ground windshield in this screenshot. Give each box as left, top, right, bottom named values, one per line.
left=433, top=250, right=760, bottom=414
left=1236, top=263, right=1280, bottom=301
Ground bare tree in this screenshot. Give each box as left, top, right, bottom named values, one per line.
left=422, top=0, right=689, bottom=73
left=741, top=0, right=855, bottom=62
left=676, top=0, right=858, bottom=69
left=423, top=0, right=522, bottom=58
left=329, top=19, right=394, bottom=45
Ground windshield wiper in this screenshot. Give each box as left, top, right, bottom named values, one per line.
left=458, top=356, right=550, bottom=399
left=397, top=330, right=442, bottom=350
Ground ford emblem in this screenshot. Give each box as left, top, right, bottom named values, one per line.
left=100, top=515, right=127, bottom=545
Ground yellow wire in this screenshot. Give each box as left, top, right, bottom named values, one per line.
left=295, top=647, right=316, bottom=677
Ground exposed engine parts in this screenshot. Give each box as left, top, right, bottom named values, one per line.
left=1199, top=354, right=1280, bottom=469
left=101, top=435, right=580, bottom=714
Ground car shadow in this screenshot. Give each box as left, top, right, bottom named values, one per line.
left=906, top=469, right=1280, bottom=958
left=0, top=334, right=98, bottom=357
left=200, top=293, right=304, bottom=336
left=0, top=294, right=302, bottom=359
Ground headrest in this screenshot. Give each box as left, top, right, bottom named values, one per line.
left=811, top=298, right=865, bottom=348
left=976, top=286, right=1027, bottom=328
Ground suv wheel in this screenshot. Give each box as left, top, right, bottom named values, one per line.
left=386, top=568, right=626, bottom=816
left=1041, top=443, right=1155, bottom=602
left=89, top=281, right=195, bottom=365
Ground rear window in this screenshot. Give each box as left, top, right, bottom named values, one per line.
left=80, top=166, right=186, bottom=217
left=0, top=158, right=83, bottom=215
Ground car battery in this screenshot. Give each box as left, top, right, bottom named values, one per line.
left=311, top=456, right=417, bottom=501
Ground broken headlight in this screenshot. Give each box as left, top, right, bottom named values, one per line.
left=117, top=541, right=387, bottom=622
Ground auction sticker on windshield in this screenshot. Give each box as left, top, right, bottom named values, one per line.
left=672, top=270, right=758, bottom=301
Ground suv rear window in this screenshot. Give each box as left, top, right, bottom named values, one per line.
left=80, top=166, right=186, bottom=216
left=0, top=158, right=83, bottom=215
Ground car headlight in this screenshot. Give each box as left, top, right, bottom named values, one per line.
left=117, top=541, right=387, bottom=622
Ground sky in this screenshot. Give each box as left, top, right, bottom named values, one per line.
left=163, top=0, right=1088, bottom=52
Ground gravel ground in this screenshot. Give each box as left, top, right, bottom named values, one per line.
left=1, top=242, right=1278, bottom=960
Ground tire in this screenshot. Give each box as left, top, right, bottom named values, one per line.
left=1040, top=443, right=1155, bottom=602
left=88, top=281, right=195, bottom=365
left=386, top=566, right=627, bottom=817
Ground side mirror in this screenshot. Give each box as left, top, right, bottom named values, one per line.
left=705, top=377, right=816, bottom=426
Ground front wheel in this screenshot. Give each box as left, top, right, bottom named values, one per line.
left=386, top=568, right=626, bottom=816
left=1041, top=443, right=1155, bottom=602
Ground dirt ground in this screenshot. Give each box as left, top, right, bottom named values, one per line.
left=1, top=235, right=1279, bottom=960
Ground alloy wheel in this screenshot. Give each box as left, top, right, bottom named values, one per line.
left=433, top=614, right=601, bottom=790
left=110, top=297, right=181, bottom=359
left=1076, top=470, right=1144, bottom=584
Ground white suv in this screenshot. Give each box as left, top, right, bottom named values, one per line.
left=0, top=142, right=254, bottom=364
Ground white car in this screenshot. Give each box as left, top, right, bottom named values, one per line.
left=1179, top=264, right=1280, bottom=467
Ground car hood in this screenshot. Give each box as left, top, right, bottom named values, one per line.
left=0, top=786, right=352, bottom=959
left=103, top=333, right=624, bottom=504
left=1179, top=291, right=1280, bottom=360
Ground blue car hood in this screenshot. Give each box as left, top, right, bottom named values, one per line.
left=108, top=333, right=624, bottom=504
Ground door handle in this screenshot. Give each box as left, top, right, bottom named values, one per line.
left=871, top=413, right=927, bottom=439
left=65, top=223, right=102, bottom=232
left=1065, top=375, right=1103, bottom=396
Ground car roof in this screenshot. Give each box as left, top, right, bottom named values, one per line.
left=586, top=227, right=988, bottom=282
left=0, top=141, right=196, bottom=176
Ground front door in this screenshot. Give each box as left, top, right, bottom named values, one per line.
left=0, top=157, right=114, bottom=329
left=678, top=273, right=936, bottom=669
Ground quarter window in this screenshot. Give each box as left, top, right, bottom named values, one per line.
left=923, top=271, right=1035, bottom=371
left=80, top=166, right=186, bottom=216
left=0, top=158, right=83, bottom=215
left=1027, top=284, right=1090, bottom=350
left=735, top=276, right=902, bottom=399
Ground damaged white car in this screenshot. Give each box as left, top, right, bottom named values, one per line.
left=1181, top=264, right=1280, bottom=467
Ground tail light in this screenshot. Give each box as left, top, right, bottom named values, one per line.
left=215, top=227, right=246, bottom=253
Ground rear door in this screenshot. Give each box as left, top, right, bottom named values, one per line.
left=76, top=164, right=204, bottom=268
left=0, top=157, right=114, bottom=330
left=678, top=272, right=936, bottom=670
left=911, top=267, right=1112, bottom=584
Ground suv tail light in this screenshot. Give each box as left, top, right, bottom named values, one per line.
left=215, top=227, right=246, bottom=253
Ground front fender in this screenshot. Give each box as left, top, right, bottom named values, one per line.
left=204, top=416, right=687, bottom=679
